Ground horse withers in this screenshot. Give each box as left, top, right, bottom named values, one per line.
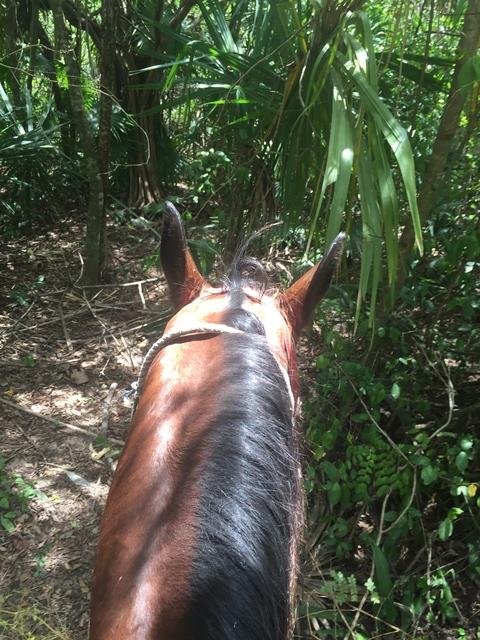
left=90, top=203, right=344, bottom=640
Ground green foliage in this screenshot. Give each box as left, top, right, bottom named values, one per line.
left=0, top=76, right=78, bottom=236
left=9, top=275, right=46, bottom=307
left=303, top=182, right=480, bottom=634
left=147, top=2, right=423, bottom=320
left=0, top=456, right=46, bottom=532
left=184, top=148, right=232, bottom=205
left=0, top=595, right=71, bottom=639
left=188, top=238, right=217, bottom=276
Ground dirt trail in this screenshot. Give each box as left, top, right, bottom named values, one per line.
left=0, top=220, right=169, bottom=638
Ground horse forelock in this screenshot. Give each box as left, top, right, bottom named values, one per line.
left=224, top=255, right=270, bottom=296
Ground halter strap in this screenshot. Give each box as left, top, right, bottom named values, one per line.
left=132, top=323, right=295, bottom=416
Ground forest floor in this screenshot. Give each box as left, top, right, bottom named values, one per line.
left=0, top=216, right=173, bottom=638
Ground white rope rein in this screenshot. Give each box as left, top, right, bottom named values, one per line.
left=132, top=323, right=295, bottom=416
left=132, top=324, right=242, bottom=414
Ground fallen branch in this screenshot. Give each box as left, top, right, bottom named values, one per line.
left=11, top=300, right=36, bottom=332
left=0, top=396, right=124, bottom=446
left=69, top=313, right=170, bottom=341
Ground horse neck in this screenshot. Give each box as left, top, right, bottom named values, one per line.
left=91, top=332, right=301, bottom=640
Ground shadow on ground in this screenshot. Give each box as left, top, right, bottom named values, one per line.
left=0, top=218, right=170, bottom=639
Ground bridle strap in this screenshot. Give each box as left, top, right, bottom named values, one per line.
left=133, top=323, right=296, bottom=417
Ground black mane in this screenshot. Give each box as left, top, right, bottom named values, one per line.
left=186, top=301, right=301, bottom=640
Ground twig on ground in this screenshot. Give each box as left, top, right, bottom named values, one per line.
left=38, top=461, right=75, bottom=470
left=10, top=417, right=44, bottom=456
left=58, top=298, right=73, bottom=352
left=7, top=307, right=95, bottom=335
left=5, top=443, right=37, bottom=462
left=100, top=382, right=118, bottom=437
left=0, top=357, right=82, bottom=367
left=119, top=331, right=135, bottom=369
left=82, top=293, right=134, bottom=368
left=10, top=300, right=36, bottom=332
left=71, top=313, right=170, bottom=341
left=94, top=302, right=138, bottom=310
left=118, top=315, right=170, bottom=336
left=100, top=355, right=112, bottom=376
left=137, top=281, right=146, bottom=309
left=77, top=277, right=160, bottom=289
left=0, top=396, right=124, bottom=445
left=74, top=251, right=84, bottom=286
left=346, top=491, right=391, bottom=639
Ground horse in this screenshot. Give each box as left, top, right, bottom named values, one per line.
left=89, top=202, right=344, bottom=640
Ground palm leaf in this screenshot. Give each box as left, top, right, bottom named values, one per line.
left=340, top=52, right=423, bottom=256
left=305, top=68, right=353, bottom=254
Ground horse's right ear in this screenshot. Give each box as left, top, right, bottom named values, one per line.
left=161, top=202, right=205, bottom=310
left=283, top=233, right=345, bottom=338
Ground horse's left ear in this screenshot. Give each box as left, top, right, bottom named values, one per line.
left=283, top=233, right=345, bottom=338
left=161, top=202, right=205, bottom=310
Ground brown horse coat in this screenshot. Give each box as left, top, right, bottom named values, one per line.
left=90, top=203, right=344, bottom=640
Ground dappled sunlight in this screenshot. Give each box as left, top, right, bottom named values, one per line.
left=0, top=218, right=172, bottom=638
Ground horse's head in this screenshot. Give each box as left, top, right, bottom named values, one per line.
left=91, top=204, right=345, bottom=640
left=161, top=202, right=344, bottom=403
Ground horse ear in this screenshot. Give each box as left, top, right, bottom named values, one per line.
left=161, top=202, right=205, bottom=310
left=283, top=233, right=345, bottom=338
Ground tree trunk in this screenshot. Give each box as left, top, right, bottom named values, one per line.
left=43, top=0, right=197, bottom=208
left=125, top=0, right=165, bottom=208
left=5, top=0, right=23, bottom=114
left=398, top=0, right=480, bottom=275
left=124, top=0, right=198, bottom=206
left=97, top=0, right=117, bottom=268
left=51, top=0, right=105, bottom=285
left=127, top=88, right=163, bottom=207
